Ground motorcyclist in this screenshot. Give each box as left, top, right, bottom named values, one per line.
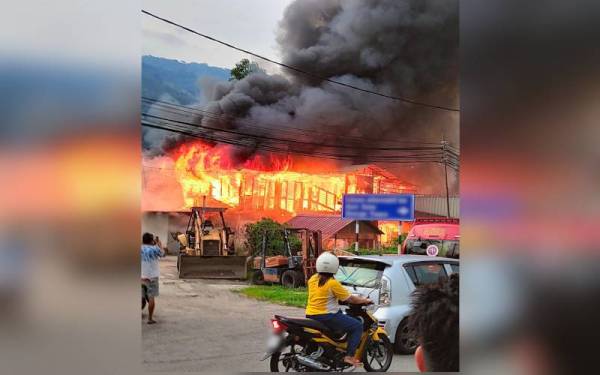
left=305, top=252, right=372, bottom=367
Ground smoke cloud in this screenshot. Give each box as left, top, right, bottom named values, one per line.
left=149, top=0, right=459, bottom=193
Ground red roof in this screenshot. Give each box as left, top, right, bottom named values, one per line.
left=285, top=215, right=383, bottom=239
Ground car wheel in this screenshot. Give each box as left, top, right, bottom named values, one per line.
left=394, top=319, right=418, bottom=354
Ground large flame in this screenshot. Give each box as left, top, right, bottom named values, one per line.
left=172, top=142, right=347, bottom=213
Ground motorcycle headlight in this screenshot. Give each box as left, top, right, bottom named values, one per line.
left=379, top=276, right=391, bottom=306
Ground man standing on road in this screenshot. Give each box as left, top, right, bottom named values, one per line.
left=141, top=232, right=165, bottom=324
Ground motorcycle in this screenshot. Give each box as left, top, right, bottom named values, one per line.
left=261, top=299, right=394, bottom=372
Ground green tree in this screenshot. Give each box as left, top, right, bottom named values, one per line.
left=245, top=218, right=301, bottom=256
left=229, top=58, right=264, bottom=81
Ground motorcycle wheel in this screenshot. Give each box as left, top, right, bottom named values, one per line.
left=269, top=344, right=306, bottom=372
left=363, top=334, right=394, bottom=372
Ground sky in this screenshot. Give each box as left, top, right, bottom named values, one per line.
left=143, top=0, right=294, bottom=69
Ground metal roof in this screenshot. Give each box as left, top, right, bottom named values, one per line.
left=415, top=195, right=459, bottom=218
left=285, top=215, right=383, bottom=239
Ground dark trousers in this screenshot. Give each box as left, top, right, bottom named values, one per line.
left=307, top=310, right=363, bottom=357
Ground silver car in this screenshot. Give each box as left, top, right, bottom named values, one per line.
left=336, top=255, right=459, bottom=353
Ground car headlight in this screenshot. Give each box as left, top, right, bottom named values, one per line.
left=379, top=276, right=391, bottom=306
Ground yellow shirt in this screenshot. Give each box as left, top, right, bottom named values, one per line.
left=305, top=274, right=351, bottom=315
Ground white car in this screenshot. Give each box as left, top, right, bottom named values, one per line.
left=336, top=255, right=459, bottom=353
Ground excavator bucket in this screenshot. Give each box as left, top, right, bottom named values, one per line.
left=178, top=255, right=248, bottom=279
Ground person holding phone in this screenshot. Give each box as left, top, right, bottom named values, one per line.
left=141, top=232, right=165, bottom=324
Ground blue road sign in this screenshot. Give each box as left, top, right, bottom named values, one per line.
left=342, top=194, right=415, bottom=221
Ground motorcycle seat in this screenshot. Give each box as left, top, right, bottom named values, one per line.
left=275, top=315, right=347, bottom=341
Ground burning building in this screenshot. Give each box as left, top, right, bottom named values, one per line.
left=141, top=0, right=458, bottom=252
left=171, top=141, right=416, bottom=215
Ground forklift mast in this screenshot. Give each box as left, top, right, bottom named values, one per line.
left=301, top=229, right=321, bottom=282
left=257, top=228, right=322, bottom=281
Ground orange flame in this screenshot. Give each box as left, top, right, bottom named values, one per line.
left=172, top=142, right=346, bottom=212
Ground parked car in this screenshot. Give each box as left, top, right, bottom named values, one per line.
left=336, top=255, right=459, bottom=354
left=401, top=222, right=460, bottom=258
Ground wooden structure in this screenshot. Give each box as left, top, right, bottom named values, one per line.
left=286, top=215, right=384, bottom=250
left=231, top=165, right=416, bottom=214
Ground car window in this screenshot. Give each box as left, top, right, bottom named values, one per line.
left=450, top=263, right=459, bottom=274
left=405, top=263, right=447, bottom=286
left=406, top=239, right=459, bottom=258
left=442, top=240, right=460, bottom=258
left=336, top=260, right=385, bottom=288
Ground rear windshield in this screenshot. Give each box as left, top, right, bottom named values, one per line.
left=405, top=239, right=459, bottom=258
left=336, top=259, right=386, bottom=288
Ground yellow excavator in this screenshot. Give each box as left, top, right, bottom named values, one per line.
left=176, top=203, right=247, bottom=279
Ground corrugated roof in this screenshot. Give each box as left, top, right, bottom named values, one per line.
left=285, top=215, right=383, bottom=239
left=415, top=210, right=446, bottom=218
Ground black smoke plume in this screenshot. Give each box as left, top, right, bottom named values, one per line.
left=149, top=0, right=459, bottom=193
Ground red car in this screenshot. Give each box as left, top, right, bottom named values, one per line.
left=400, top=221, right=460, bottom=258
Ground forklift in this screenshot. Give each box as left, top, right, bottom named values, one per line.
left=250, top=228, right=322, bottom=288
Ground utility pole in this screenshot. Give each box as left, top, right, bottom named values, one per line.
left=441, top=140, right=451, bottom=218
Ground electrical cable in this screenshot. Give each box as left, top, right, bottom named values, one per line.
left=141, top=96, right=447, bottom=146
left=141, top=10, right=459, bottom=112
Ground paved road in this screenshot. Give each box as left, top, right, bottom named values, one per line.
left=142, top=257, right=417, bottom=372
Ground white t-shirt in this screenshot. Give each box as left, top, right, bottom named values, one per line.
left=141, top=244, right=164, bottom=279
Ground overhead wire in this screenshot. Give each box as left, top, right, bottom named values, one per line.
left=142, top=112, right=447, bottom=152
left=142, top=120, right=454, bottom=164
left=141, top=10, right=459, bottom=112
left=141, top=96, right=446, bottom=146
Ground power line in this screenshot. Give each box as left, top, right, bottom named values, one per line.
left=142, top=111, right=459, bottom=162
left=142, top=120, right=448, bottom=164
left=141, top=10, right=460, bottom=112
left=142, top=96, right=444, bottom=146
left=141, top=111, right=459, bottom=167
left=142, top=112, right=446, bottom=152
left=145, top=123, right=446, bottom=160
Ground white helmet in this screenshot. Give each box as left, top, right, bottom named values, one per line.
left=316, top=252, right=339, bottom=274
